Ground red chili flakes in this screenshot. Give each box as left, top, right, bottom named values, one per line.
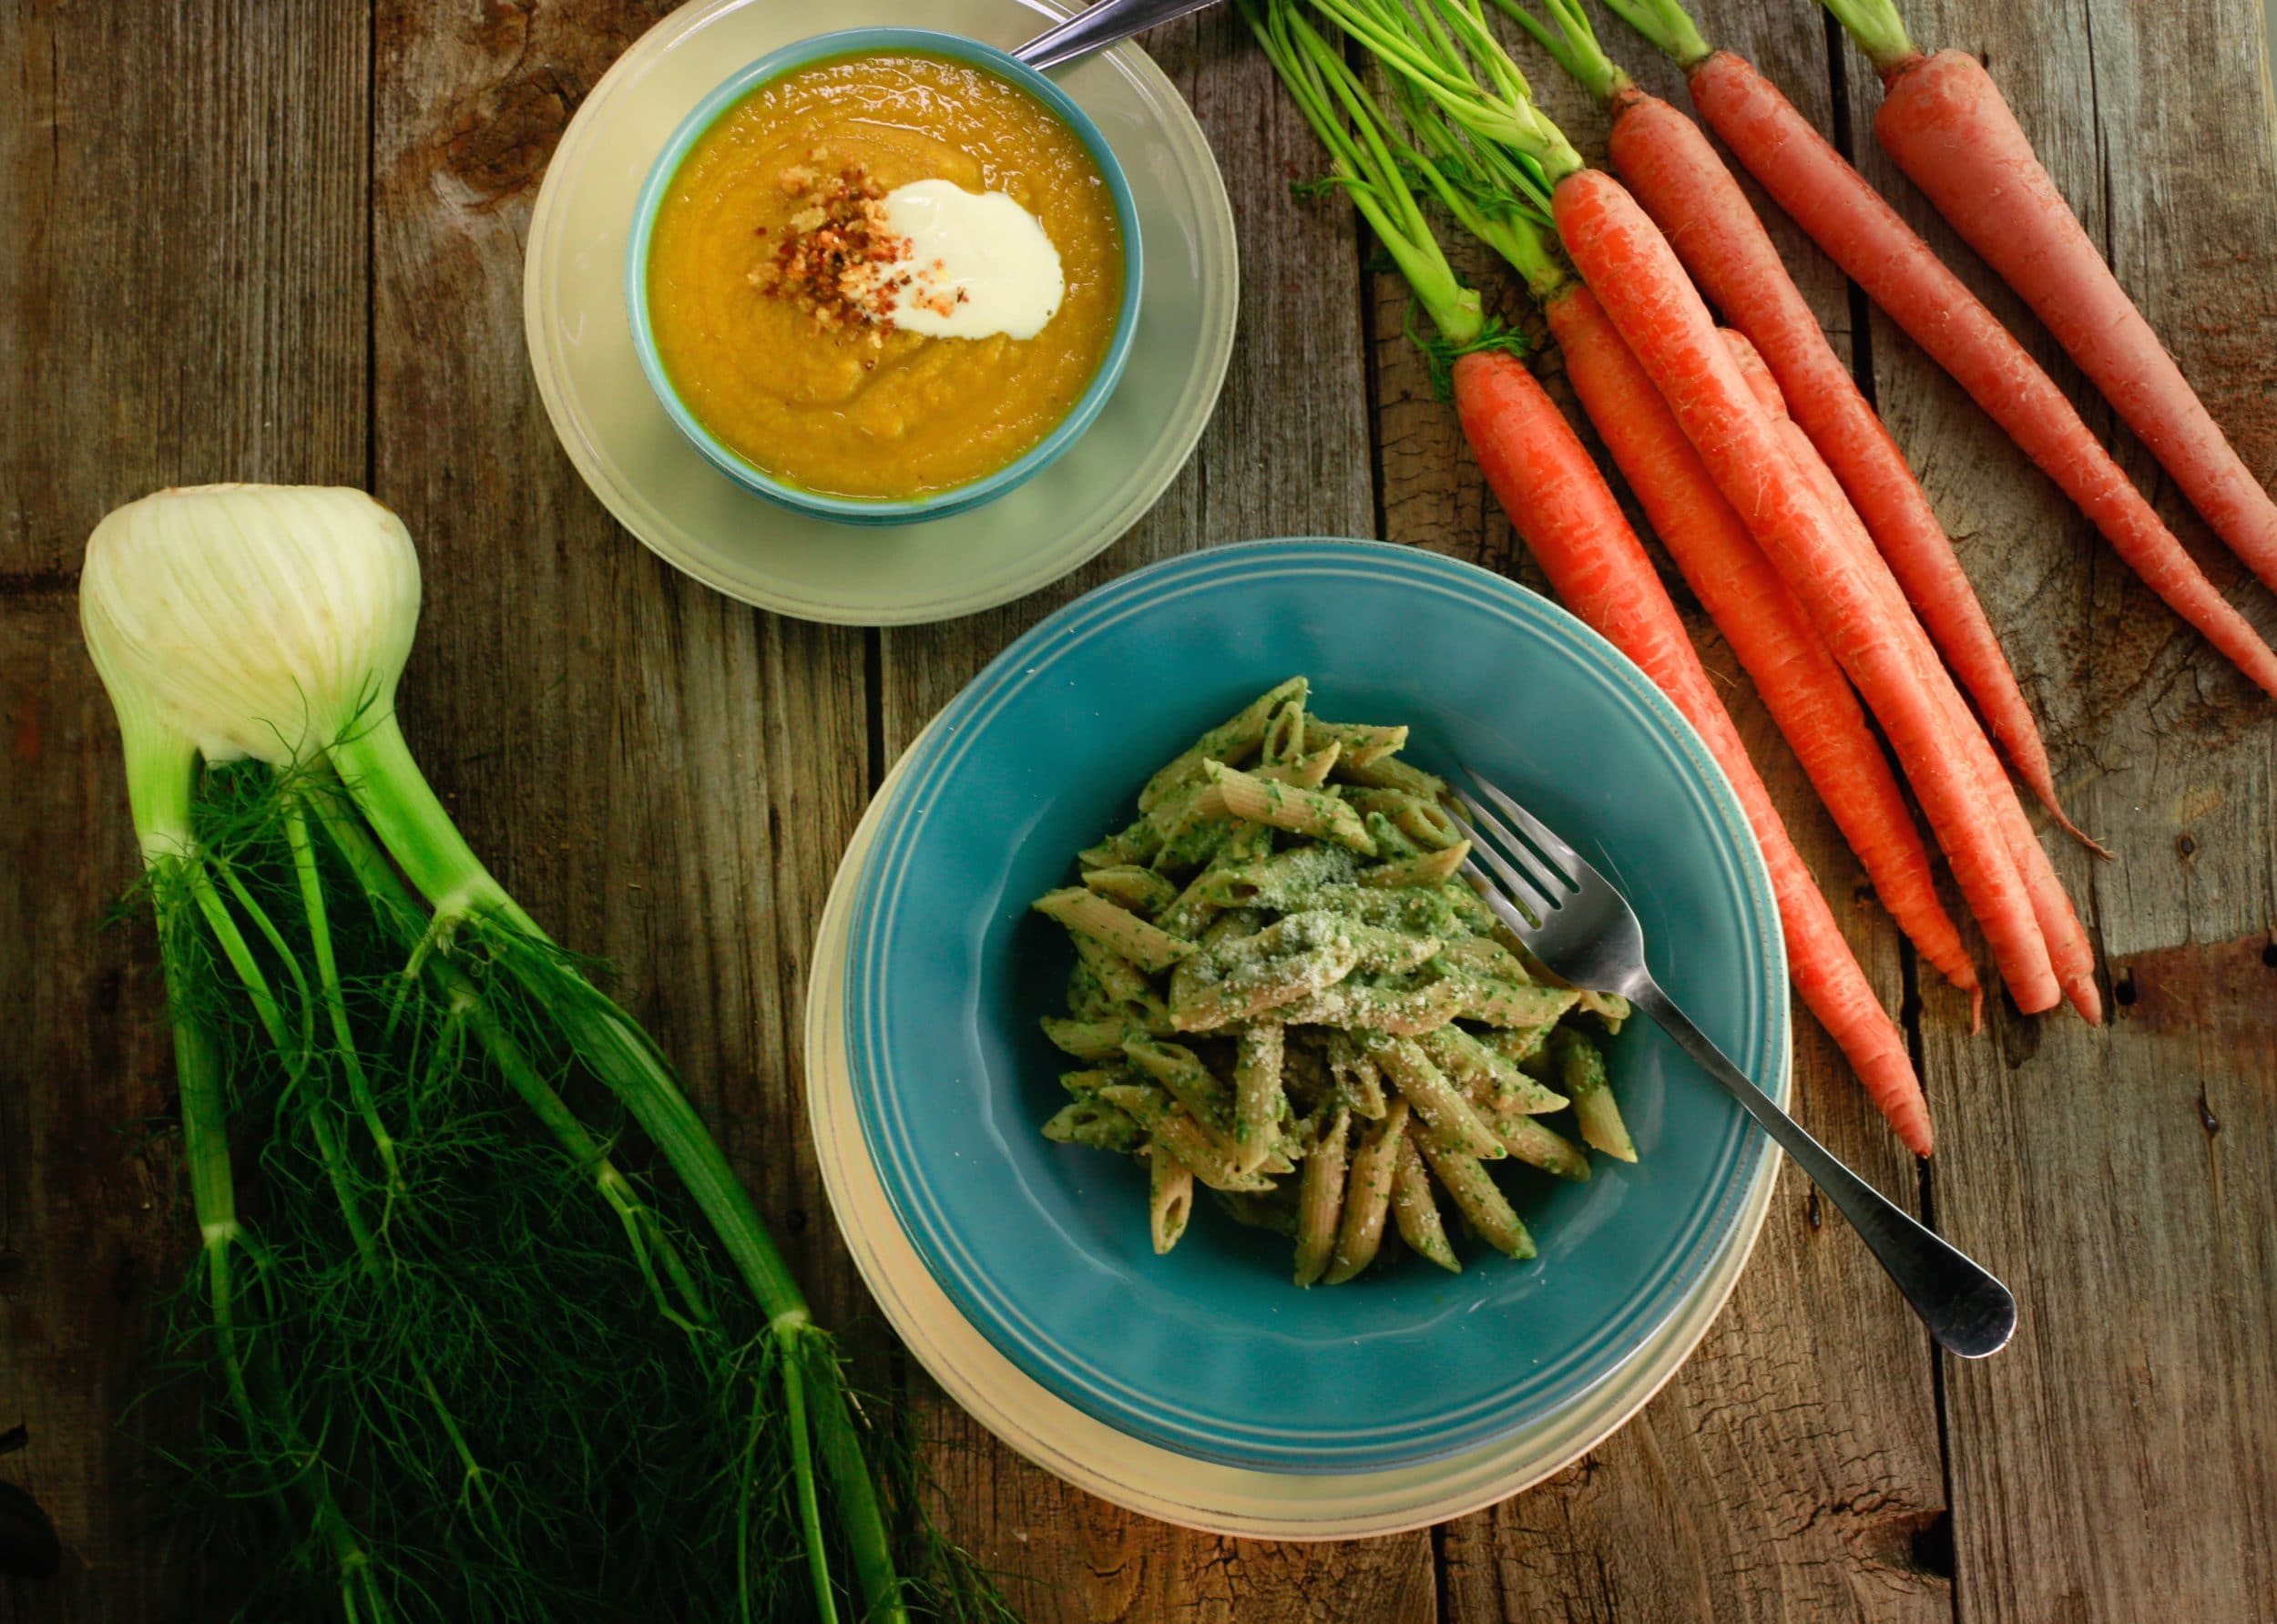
left=752, top=158, right=912, bottom=338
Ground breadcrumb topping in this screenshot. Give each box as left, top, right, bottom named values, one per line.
left=750, top=158, right=972, bottom=340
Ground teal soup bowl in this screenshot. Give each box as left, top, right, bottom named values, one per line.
left=843, top=539, right=1792, bottom=1474
left=625, top=27, right=1143, bottom=526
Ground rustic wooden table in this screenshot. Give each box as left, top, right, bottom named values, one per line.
left=6, top=2, right=2276, bottom=1619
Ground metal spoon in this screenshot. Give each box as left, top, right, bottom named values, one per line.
left=1015, top=0, right=1229, bottom=70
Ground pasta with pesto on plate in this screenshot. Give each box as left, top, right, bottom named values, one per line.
left=1031, top=677, right=1639, bottom=1284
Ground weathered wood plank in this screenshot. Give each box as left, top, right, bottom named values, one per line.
left=0, top=3, right=368, bottom=1616
left=874, top=13, right=1431, bottom=1618
left=0, top=600, right=204, bottom=1620
left=0, top=1, right=369, bottom=577
left=3, top=1, right=2272, bottom=1620
left=1844, top=1, right=2277, bottom=1618
left=369, top=0, right=879, bottom=1341
left=1370, top=11, right=1948, bottom=1622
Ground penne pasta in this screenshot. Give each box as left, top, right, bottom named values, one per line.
left=1550, top=1026, right=1636, bottom=1163
left=1325, top=1030, right=1390, bottom=1119
left=1419, top=1025, right=1568, bottom=1116
left=1301, top=718, right=1409, bottom=766
left=1168, top=908, right=1374, bottom=1026
left=1442, top=971, right=1581, bottom=1029
left=1122, top=1037, right=1235, bottom=1132
left=1082, top=863, right=1179, bottom=917
left=1203, top=761, right=1376, bottom=853
left=1495, top=1111, right=1593, bottom=1181
left=1292, top=1105, right=1351, bottom=1286
left=1074, top=932, right=1156, bottom=1005
left=1477, top=1022, right=1557, bottom=1067
left=1231, top=1022, right=1288, bottom=1172
left=1360, top=809, right=1424, bottom=861
left=1578, top=988, right=1632, bottom=1031
left=1033, top=887, right=1196, bottom=975
left=1358, top=840, right=1472, bottom=889
left=1042, top=1097, right=1145, bottom=1153
left=1041, top=1012, right=1170, bottom=1060
left=1194, top=843, right=1363, bottom=910
left=1335, top=752, right=1449, bottom=799
left=1261, top=695, right=1307, bottom=765
left=1036, top=678, right=1640, bottom=1282
left=1097, top=1085, right=1280, bottom=1193
left=1156, top=822, right=1271, bottom=940
left=1372, top=1037, right=1507, bottom=1159
left=1323, top=1099, right=1408, bottom=1282
left=1344, top=788, right=1460, bottom=849
left=1312, top=884, right=1470, bottom=943
left=1435, top=933, right=1535, bottom=983
left=1416, top=1134, right=1537, bottom=1261
left=1254, top=740, right=1342, bottom=790
left=1138, top=676, right=1308, bottom=811
left=1391, top=1130, right=1461, bottom=1273
left=1147, top=1147, right=1195, bottom=1254
left=1271, top=974, right=1465, bottom=1037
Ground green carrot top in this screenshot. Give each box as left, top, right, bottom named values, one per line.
left=1306, top=0, right=1588, bottom=182
left=1488, top=0, right=1631, bottom=108
left=1242, top=0, right=1527, bottom=386
left=1594, top=0, right=1713, bottom=71
left=1818, top=0, right=1916, bottom=74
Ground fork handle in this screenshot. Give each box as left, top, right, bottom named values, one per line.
left=1629, top=981, right=2016, bottom=1359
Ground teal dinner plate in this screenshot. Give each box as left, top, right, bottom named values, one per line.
left=843, top=539, right=1790, bottom=1474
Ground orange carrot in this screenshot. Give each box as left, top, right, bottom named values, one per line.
left=1859, top=43, right=2277, bottom=598
left=1680, top=48, right=2277, bottom=702
left=1550, top=166, right=2059, bottom=1016
left=1451, top=348, right=1934, bottom=1153
left=1598, top=86, right=2093, bottom=851
left=1725, top=332, right=2102, bottom=1023
left=1546, top=285, right=1982, bottom=1016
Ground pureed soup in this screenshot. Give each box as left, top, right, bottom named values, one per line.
left=645, top=52, right=1127, bottom=501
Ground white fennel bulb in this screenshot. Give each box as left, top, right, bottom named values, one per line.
left=81, top=485, right=422, bottom=770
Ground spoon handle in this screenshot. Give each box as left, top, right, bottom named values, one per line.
left=1014, top=0, right=1228, bottom=70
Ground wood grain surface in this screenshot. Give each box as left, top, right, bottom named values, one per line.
left=3, top=2, right=2272, bottom=1620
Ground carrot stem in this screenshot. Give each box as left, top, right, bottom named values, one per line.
left=1818, top=0, right=1916, bottom=74
left=1248, top=0, right=1527, bottom=386
left=1487, top=0, right=1628, bottom=107
left=1596, top=0, right=1711, bottom=69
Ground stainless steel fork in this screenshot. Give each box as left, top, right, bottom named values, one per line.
left=1446, top=770, right=2017, bottom=1359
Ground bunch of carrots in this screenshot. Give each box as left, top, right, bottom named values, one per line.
left=1245, top=0, right=2277, bottom=1157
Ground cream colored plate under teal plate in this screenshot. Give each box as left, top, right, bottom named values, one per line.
left=805, top=735, right=1787, bottom=1537
left=525, top=0, right=1238, bottom=625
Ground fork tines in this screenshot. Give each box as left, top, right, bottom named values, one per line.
left=1446, top=771, right=1578, bottom=917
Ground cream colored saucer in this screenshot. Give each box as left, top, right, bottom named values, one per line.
left=524, top=0, right=1237, bottom=625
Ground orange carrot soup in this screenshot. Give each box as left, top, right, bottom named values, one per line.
left=645, top=52, right=1127, bottom=500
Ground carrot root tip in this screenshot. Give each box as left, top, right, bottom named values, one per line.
left=2056, top=813, right=2114, bottom=860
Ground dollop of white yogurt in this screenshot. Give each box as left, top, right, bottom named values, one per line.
left=878, top=179, right=1066, bottom=341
